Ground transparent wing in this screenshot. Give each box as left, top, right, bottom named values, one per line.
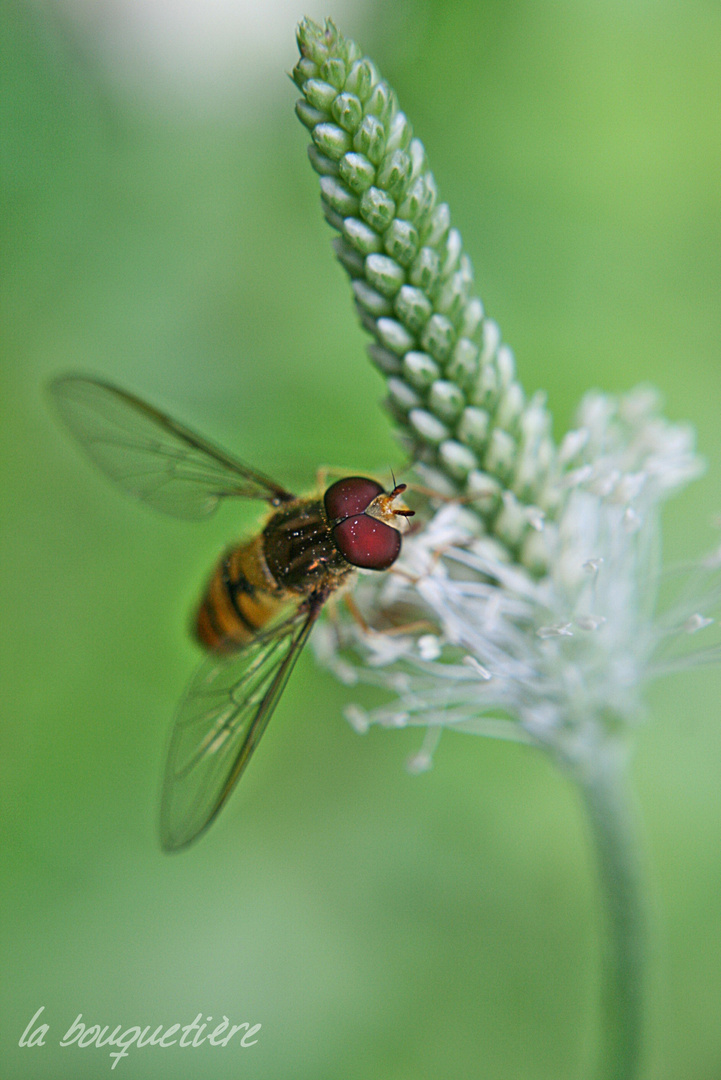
left=160, top=601, right=322, bottom=852
left=48, top=374, right=294, bottom=519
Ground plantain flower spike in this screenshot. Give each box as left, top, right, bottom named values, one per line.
left=293, top=16, right=565, bottom=574
left=292, top=16, right=717, bottom=770
left=293, top=19, right=720, bottom=1075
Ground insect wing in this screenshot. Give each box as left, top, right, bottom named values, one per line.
left=160, top=604, right=321, bottom=851
left=49, top=375, right=294, bottom=519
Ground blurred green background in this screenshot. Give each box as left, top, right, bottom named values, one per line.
left=2, top=1, right=720, bottom=1077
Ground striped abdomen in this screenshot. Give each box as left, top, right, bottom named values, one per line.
left=196, top=536, right=284, bottom=653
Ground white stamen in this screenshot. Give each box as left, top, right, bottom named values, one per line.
left=406, top=726, right=442, bottom=774
left=559, top=428, right=589, bottom=465
left=591, top=468, right=621, bottom=498
left=526, top=507, right=546, bottom=531
left=418, top=634, right=442, bottom=660
left=563, top=464, right=594, bottom=488
left=537, top=623, right=574, bottom=639
left=683, top=613, right=714, bottom=634
left=332, top=660, right=360, bottom=685
left=344, top=704, right=370, bottom=734
left=613, top=472, right=647, bottom=504
left=462, top=655, right=492, bottom=680
left=483, top=591, right=502, bottom=631
left=406, top=751, right=433, bottom=773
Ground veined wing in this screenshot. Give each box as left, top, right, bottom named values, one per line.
left=49, top=374, right=294, bottom=519
left=160, top=600, right=322, bottom=852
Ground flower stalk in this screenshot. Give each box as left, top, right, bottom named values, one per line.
left=562, top=739, right=648, bottom=1080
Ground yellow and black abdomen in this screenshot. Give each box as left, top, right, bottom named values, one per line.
left=196, top=535, right=284, bottom=653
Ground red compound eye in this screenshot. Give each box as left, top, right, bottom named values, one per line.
left=332, top=514, right=401, bottom=571
left=324, top=476, right=384, bottom=522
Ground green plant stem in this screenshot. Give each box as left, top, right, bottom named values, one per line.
left=567, top=741, right=647, bottom=1080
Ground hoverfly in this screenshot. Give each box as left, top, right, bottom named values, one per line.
left=49, top=376, right=414, bottom=851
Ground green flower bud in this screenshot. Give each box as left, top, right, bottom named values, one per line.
left=409, top=246, right=440, bottom=293
left=365, top=254, right=405, bottom=298
left=353, top=279, right=392, bottom=318
left=339, top=152, right=376, bottom=194
left=313, top=123, right=351, bottom=160
left=438, top=439, right=478, bottom=482
left=409, top=408, right=449, bottom=446
left=387, top=377, right=422, bottom=413
left=307, top=145, right=339, bottom=177
left=319, top=57, right=346, bottom=92
left=331, top=92, right=363, bottom=133
left=365, top=81, right=396, bottom=127
left=457, top=406, right=490, bottom=451
left=304, top=79, right=338, bottom=113
left=320, top=176, right=359, bottom=218
left=384, top=220, right=419, bottom=268
left=394, top=286, right=431, bottom=335
left=367, top=343, right=402, bottom=375
left=331, top=236, right=365, bottom=277
left=403, top=351, right=440, bottom=391
left=342, top=218, right=382, bottom=255
left=354, top=116, right=386, bottom=164
left=376, top=317, right=414, bottom=355
left=295, top=99, right=326, bottom=130
left=359, top=187, right=395, bottom=232
left=345, top=59, right=375, bottom=102
left=429, top=380, right=465, bottom=424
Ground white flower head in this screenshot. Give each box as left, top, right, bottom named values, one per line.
left=316, top=387, right=716, bottom=769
